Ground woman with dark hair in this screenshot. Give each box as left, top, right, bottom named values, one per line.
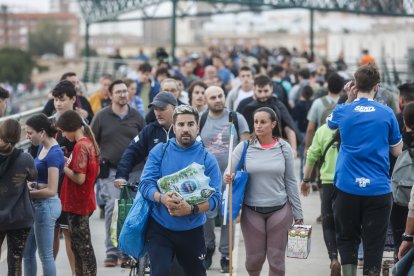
left=24, top=114, right=64, bottom=276
left=224, top=107, right=303, bottom=275
left=188, top=80, right=208, bottom=114
left=0, top=119, right=37, bottom=276
left=56, top=110, right=100, bottom=276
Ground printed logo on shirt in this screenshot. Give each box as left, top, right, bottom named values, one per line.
left=354, top=106, right=376, bottom=112
left=134, top=135, right=140, bottom=143
left=356, top=177, right=370, bottom=188
left=198, top=254, right=205, bottom=260
left=153, top=138, right=159, bottom=144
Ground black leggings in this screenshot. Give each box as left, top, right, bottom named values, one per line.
left=68, top=213, right=97, bottom=276
left=0, top=228, right=31, bottom=276
left=333, top=188, right=392, bottom=276
left=320, top=184, right=338, bottom=260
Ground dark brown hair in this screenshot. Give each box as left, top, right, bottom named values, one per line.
left=0, top=119, right=21, bottom=153
left=250, top=107, right=282, bottom=143
left=26, top=114, right=57, bottom=137
left=354, top=64, right=380, bottom=93
left=188, top=80, right=207, bottom=106
left=56, top=110, right=100, bottom=157
left=403, top=101, right=414, bottom=133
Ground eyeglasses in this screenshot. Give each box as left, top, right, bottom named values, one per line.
left=113, top=89, right=128, bottom=95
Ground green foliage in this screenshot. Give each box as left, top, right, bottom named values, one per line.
left=0, top=47, right=34, bottom=84
left=28, top=19, right=70, bottom=56
left=81, top=47, right=98, bottom=57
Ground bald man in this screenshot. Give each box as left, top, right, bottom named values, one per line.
left=199, top=86, right=250, bottom=272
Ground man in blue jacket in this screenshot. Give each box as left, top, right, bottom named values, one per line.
left=139, top=105, right=222, bottom=276
left=114, top=92, right=177, bottom=187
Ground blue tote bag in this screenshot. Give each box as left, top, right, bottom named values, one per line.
left=118, top=191, right=152, bottom=258
left=221, top=141, right=249, bottom=223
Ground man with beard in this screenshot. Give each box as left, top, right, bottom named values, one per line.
left=199, top=86, right=250, bottom=272
left=91, top=80, right=145, bottom=267
left=139, top=105, right=222, bottom=276
left=237, top=75, right=298, bottom=155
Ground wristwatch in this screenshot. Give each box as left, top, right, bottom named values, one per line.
left=192, top=205, right=199, bottom=215
left=402, top=233, right=414, bottom=242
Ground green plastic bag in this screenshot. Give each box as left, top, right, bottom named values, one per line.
left=110, top=200, right=119, bottom=246
left=117, top=186, right=134, bottom=240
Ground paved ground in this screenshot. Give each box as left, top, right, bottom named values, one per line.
left=1, top=159, right=394, bottom=275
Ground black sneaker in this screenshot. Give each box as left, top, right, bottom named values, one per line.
left=220, top=256, right=229, bottom=273
left=204, top=246, right=215, bottom=270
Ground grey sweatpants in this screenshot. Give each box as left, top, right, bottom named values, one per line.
left=240, top=203, right=293, bottom=276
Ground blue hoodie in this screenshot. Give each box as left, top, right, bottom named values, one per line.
left=139, top=138, right=222, bottom=231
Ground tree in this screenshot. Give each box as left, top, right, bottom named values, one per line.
left=0, top=47, right=34, bottom=84
left=28, top=19, right=70, bottom=56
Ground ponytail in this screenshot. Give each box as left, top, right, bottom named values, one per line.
left=0, top=119, right=21, bottom=154
left=82, top=121, right=101, bottom=157
left=56, top=110, right=100, bottom=157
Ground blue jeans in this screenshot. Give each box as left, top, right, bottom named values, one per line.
left=24, top=195, right=62, bottom=276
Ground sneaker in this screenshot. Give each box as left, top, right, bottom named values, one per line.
left=204, top=246, right=215, bottom=270
left=357, top=258, right=364, bottom=268
left=104, top=255, right=118, bottom=267
left=220, top=256, right=229, bottom=273
left=330, top=259, right=341, bottom=276
left=316, top=215, right=322, bottom=224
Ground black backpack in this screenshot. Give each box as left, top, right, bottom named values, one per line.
left=199, top=111, right=240, bottom=141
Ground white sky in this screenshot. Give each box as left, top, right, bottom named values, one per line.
left=0, top=0, right=50, bottom=12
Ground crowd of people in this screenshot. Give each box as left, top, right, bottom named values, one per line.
left=0, top=45, right=413, bottom=276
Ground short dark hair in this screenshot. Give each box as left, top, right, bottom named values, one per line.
left=52, top=80, right=76, bottom=99
left=398, top=82, right=414, bottom=103
left=155, top=68, right=171, bottom=79
left=354, top=64, right=380, bottom=93
left=403, top=101, right=414, bottom=131
left=301, top=85, right=314, bottom=100
left=327, top=73, right=345, bottom=95
left=0, top=86, right=10, bottom=99
left=138, top=63, right=152, bottom=73
left=188, top=81, right=208, bottom=104
left=298, top=68, right=310, bottom=79
left=254, top=75, right=272, bottom=87
left=239, top=66, right=253, bottom=74
left=268, top=65, right=284, bottom=78
left=108, top=80, right=126, bottom=94
left=60, top=72, right=76, bottom=81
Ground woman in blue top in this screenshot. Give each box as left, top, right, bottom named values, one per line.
left=327, top=64, right=403, bottom=276
left=23, top=114, right=64, bottom=276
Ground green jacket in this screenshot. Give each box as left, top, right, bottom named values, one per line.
left=306, top=124, right=339, bottom=185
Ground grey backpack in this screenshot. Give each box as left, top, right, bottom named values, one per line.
left=392, top=148, right=414, bottom=207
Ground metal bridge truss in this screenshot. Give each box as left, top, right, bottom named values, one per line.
left=78, top=0, right=414, bottom=24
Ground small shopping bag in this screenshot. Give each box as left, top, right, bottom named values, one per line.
left=118, top=191, right=152, bottom=258
left=286, top=225, right=312, bottom=259
left=117, top=185, right=134, bottom=240
left=110, top=199, right=119, bottom=247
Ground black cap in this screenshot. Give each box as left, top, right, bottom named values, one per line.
left=148, top=91, right=178, bottom=108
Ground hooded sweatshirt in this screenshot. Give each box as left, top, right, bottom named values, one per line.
left=0, top=149, right=37, bottom=231
left=139, top=138, right=222, bottom=231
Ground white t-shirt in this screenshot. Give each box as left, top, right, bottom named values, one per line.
left=234, top=89, right=254, bottom=111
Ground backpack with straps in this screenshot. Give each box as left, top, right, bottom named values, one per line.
left=319, top=96, right=336, bottom=126
left=199, top=111, right=240, bottom=141
left=392, top=147, right=414, bottom=207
